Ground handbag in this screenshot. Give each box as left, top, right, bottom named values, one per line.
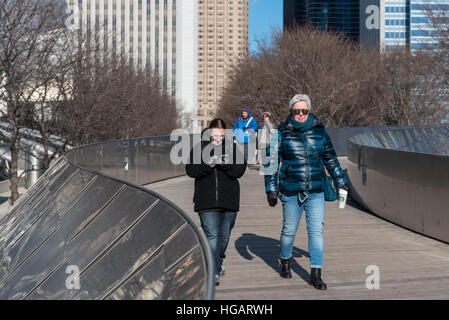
left=324, top=174, right=338, bottom=202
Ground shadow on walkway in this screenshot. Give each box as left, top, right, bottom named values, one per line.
left=0, top=196, right=8, bottom=205
left=234, top=233, right=311, bottom=284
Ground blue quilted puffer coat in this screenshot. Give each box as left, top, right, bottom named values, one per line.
left=264, top=114, right=348, bottom=196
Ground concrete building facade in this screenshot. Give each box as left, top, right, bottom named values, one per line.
left=65, top=0, right=198, bottom=129
left=196, top=0, right=249, bottom=129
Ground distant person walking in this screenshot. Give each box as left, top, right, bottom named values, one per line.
left=232, top=107, right=259, bottom=163
left=259, top=112, right=276, bottom=165
left=186, top=119, right=247, bottom=286
left=264, top=94, right=349, bottom=290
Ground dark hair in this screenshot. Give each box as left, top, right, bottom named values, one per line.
left=209, top=118, right=227, bottom=129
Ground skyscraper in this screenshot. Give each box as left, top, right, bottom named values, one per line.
left=286, top=1, right=448, bottom=52
left=409, top=0, right=447, bottom=51
left=284, top=0, right=307, bottom=28
left=360, top=0, right=449, bottom=52
left=65, top=0, right=198, bottom=129
left=284, top=0, right=360, bottom=41
left=196, top=0, right=249, bottom=129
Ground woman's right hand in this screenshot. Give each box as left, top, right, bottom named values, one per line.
left=267, top=191, right=279, bottom=207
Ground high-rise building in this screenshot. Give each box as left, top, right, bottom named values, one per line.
left=360, top=0, right=449, bottom=52
left=285, top=1, right=448, bottom=52
left=196, top=0, right=249, bottom=129
left=284, top=0, right=360, bottom=41
left=284, top=0, right=307, bottom=28
left=65, top=0, right=198, bottom=129
left=409, top=0, right=447, bottom=51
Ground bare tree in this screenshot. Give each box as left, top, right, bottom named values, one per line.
left=60, top=56, right=178, bottom=146
left=0, top=0, right=76, bottom=204
left=217, top=26, right=449, bottom=129
left=424, top=3, right=449, bottom=107
left=0, top=0, right=178, bottom=206
left=380, top=48, right=448, bottom=126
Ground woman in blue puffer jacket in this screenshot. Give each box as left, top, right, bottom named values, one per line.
left=264, top=94, right=349, bottom=290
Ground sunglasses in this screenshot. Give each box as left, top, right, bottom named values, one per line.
left=292, top=109, right=309, bottom=116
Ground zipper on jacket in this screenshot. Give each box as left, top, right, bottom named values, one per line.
left=285, top=165, right=291, bottom=177
left=215, top=168, right=219, bottom=203
left=303, top=132, right=310, bottom=188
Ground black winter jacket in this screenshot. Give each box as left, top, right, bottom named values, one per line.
left=186, top=140, right=247, bottom=212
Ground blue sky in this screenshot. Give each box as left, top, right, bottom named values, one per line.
left=249, top=0, right=283, bottom=53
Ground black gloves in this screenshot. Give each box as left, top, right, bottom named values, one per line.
left=267, top=191, right=279, bottom=207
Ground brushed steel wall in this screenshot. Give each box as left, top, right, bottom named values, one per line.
left=326, top=125, right=414, bottom=156
left=0, top=135, right=215, bottom=300
left=66, top=136, right=186, bottom=186
left=347, top=125, right=449, bottom=243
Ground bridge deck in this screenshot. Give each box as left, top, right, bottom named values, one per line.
left=148, top=158, right=449, bottom=300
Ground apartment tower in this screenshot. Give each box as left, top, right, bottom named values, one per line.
left=197, top=0, right=249, bottom=129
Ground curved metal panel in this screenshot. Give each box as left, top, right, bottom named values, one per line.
left=0, top=134, right=214, bottom=300
left=348, top=126, right=449, bottom=156
left=66, top=136, right=184, bottom=185
left=347, top=125, right=449, bottom=243
left=326, top=125, right=415, bottom=156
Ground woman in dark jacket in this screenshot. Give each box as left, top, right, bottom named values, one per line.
left=186, top=118, right=247, bottom=285
left=264, top=94, right=349, bottom=290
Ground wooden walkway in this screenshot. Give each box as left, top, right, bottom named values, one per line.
left=148, top=158, right=449, bottom=300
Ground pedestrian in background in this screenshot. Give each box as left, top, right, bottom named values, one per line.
left=259, top=112, right=276, bottom=165
left=232, top=107, right=259, bottom=163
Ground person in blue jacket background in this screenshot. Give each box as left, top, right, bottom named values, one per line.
left=233, top=107, right=259, bottom=163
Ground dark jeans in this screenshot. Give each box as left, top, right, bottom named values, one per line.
left=198, top=211, right=237, bottom=276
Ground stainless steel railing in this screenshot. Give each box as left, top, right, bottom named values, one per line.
left=346, top=125, right=449, bottom=243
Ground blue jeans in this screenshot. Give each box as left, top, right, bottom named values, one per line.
left=280, top=192, right=325, bottom=268
left=198, top=211, right=237, bottom=275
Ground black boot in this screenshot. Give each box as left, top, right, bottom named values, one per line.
left=310, top=268, right=327, bottom=290
left=279, top=258, right=292, bottom=279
